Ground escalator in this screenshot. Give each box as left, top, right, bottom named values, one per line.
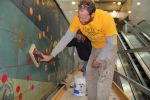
left=115, top=20, right=150, bottom=100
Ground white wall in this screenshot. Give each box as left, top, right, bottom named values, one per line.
left=129, top=0, right=150, bottom=24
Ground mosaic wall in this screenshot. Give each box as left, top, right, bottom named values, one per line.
left=0, top=0, right=75, bottom=99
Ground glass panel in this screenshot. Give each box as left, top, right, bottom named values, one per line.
left=137, top=20, right=150, bottom=36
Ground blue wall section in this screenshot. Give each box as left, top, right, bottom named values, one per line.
left=0, top=0, right=43, bottom=77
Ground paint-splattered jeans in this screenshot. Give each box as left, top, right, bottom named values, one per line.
left=86, top=47, right=117, bottom=100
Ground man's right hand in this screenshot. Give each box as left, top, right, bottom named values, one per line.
left=40, top=54, right=54, bottom=62
left=91, top=59, right=101, bottom=68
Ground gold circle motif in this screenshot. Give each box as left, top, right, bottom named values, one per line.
left=38, top=32, right=42, bottom=39
left=38, top=14, right=42, bottom=21
left=46, top=26, right=49, bottom=32
left=29, top=7, right=33, bottom=16
left=41, top=0, right=45, bottom=6
left=36, top=0, right=39, bottom=6
left=42, top=31, right=45, bottom=38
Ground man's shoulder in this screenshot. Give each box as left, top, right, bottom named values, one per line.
left=70, top=15, right=80, bottom=25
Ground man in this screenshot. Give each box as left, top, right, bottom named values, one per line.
left=67, top=31, right=92, bottom=75
left=41, top=0, right=117, bottom=99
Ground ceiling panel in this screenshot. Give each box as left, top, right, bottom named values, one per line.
left=95, top=0, right=126, bottom=2
left=95, top=0, right=126, bottom=12
left=96, top=3, right=122, bottom=11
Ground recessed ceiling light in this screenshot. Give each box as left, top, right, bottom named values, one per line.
left=113, top=2, right=116, bottom=4
left=113, top=10, right=117, bottom=13
left=128, top=11, right=132, bottom=14
left=117, top=2, right=121, bottom=5
left=137, top=2, right=141, bottom=6
left=72, top=1, right=76, bottom=5
left=109, top=10, right=118, bottom=18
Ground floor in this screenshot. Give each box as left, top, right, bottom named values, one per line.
left=61, top=71, right=120, bottom=100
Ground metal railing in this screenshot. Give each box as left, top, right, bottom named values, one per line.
left=115, top=70, right=150, bottom=96
left=124, top=20, right=150, bottom=43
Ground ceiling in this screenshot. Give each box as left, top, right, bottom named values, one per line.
left=95, top=0, right=126, bottom=11
left=56, top=0, right=128, bottom=22
left=56, top=0, right=79, bottom=22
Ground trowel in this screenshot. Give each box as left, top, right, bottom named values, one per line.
left=29, top=44, right=43, bottom=67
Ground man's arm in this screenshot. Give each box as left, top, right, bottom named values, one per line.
left=51, top=29, right=76, bottom=57
left=41, top=29, right=76, bottom=62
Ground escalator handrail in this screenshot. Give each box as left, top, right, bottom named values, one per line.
left=119, top=31, right=150, bottom=79
left=118, top=32, right=149, bottom=86
left=117, top=46, right=150, bottom=53
left=123, top=20, right=150, bottom=41
left=115, top=70, right=150, bottom=96
left=137, top=20, right=150, bottom=25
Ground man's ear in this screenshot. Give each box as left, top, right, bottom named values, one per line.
left=91, top=13, right=95, bottom=18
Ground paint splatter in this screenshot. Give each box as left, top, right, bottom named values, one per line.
left=1, top=74, right=8, bottom=84
left=27, top=56, right=32, bottom=64
left=16, top=86, right=20, bottom=93
left=26, top=74, right=30, bottom=81
left=31, top=84, right=35, bottom=90
left=18, top=93, right=23, bottom=100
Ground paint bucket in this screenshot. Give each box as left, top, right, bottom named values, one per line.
left=74, top=76, right=86, bottom=96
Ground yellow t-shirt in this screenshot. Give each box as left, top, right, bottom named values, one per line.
left=69, top=9, right=118, bottom=48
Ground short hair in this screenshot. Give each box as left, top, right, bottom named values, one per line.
left=78, top=0, right=96, bottom=15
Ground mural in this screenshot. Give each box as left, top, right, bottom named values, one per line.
left=0, top=0, right=75, bottom=99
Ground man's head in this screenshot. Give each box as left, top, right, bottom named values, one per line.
left=78, top=0, right=96, bottom=25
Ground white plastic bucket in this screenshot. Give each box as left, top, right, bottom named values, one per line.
left=74, top=76, right=86, bottom=96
